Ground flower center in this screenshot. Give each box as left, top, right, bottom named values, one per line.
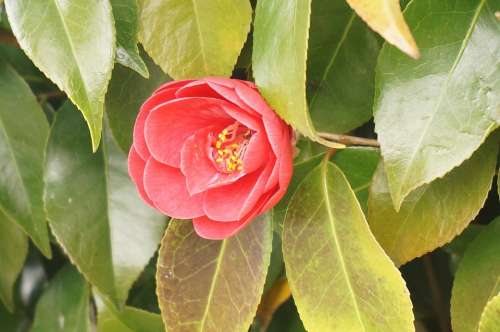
left=211, top=123, right=252, bottom=173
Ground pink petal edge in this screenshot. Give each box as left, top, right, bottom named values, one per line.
left=143, top=158, right=204, bottom=219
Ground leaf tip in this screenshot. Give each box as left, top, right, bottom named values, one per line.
left=89, top=123, right=103, bottom=153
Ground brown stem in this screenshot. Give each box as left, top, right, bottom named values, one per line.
left=423, top=256, right=450, bottom=332
left=0, top=29, right=19, bottom=48
left=317, top=131, right=380, bottom=147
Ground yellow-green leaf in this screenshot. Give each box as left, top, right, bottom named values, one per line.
left=252, top=0, right=344, bottom=148
left=368, top=137, right=498, bottom=266
left=139, top=0, right=252, bottom=79
left=283, top=159, right=414, bottom=331
left=451, top=217, right=500, bottom=332
left=479, top=293, right=500, bottom=332
left=157, top=218, right=272, bottom=332
left=5, top=0, right=115, bottom=151
left=345, top=0, right=419, bottom=58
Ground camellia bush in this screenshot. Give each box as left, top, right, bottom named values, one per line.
left=0, top=0, right=499, bottom=331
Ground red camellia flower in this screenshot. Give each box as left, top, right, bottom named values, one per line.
left=128, top=77, right=293, bottom=240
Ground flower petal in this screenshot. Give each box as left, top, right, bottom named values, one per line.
left=175, top=80, right=225, bottom=99
left=143, top=158, right=204, bottom=219
left=128, top=147, right=154, bottom=207
left=133, top=87, right=178, bottom=160
left=203, top=162, right=273, bottom=221
left=242, top=131, right=270, bottom=173
left=144, top=97, right=233, bottom=167
left=204, top=78, right=260, bottom=117
left=234, top=82, right=278, bottom=118
left=153, top=79, right=193, bottom=95
left=262, top=128, right=293, bottom=211
left=192, top=194, right=270, bottom=240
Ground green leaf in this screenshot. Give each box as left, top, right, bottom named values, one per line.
left=374, top=0, right=500, bottom=209
left=0, top=44, right=57, bottom=93
left=273, top=154, right=324, bottom=235
left=368, top=136, right=498, bottom=266
left=44, top=104, right=167, bottom=306
left=111, top=0, right=149, bottom=78
left=0, top=59, right=51, bottom=257
left=31, top=265, right=91, bottom=332
left=5, top=0, right=116, bottom=151
left=497, top=168, right=499, bottom=200
left=479, top=293, right=500, bottom=332
left=262, top=231, right=285, bottom=294
left=0, top=212, right=28, bottom=312
left=274, top=148, right=379, bottom=234
left=443, top=225, right=483, bottom=275
left=95, top=293, right=164, bottom=332
left=106, top=54, right=169, bottom=153
left=0, top=301, right=30, bottom=332
left=345, top=0, right=419, bottom=58
left=252, top=0, right=343, bottom=148
left=332, top=147, right=379, bottom=213
left=139, top=0, right=252, bottom=79
left=307, top=0, right=380, bottom=133
left=157, top=217, right=272, bottom=332
left=451, top=217, right=500, bottom=332
left=283, top=159, right=414, bottom=331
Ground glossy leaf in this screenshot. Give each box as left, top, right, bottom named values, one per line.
left=31, top=265, right=91, bottom=332
left=333, top=147, right=379, bottom=213
left=157, top=217, right=272, bottom=332
left=274, top=148, right=379, bottom=233
left=139, top=0, right=252, bottom=79
left=252, top=0, right=343, bottom=148
left=273, top=154, right=324, bottom=234
left=451, top=217, right=500, bottom=332
left=374, top=0, right=500, bottom=209
left=106, top=54, right=169, bottom=153
left=5, top=0, right=115, bottom=151
left=479, top=293, right=500, bottom=332
left=307, top=0, right=380, bottom=133
left=0, top=60, right=51, bottom=257
left=345, top=0, right=418, bottom=58
left=111, top=0, right=149, bottom=78
left=95, top=293, right=164, bottom=332
left=368, top=137, right=498, bottom=266
left=283, top=159, right=414, bottom=331
left=0, top=213, right=28, bottom=312
left=44, top=104, right=166, bottom=306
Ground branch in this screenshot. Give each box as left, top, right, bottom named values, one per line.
left=423, top=256, right=450, bottom=332
left=37, top=91, right=66, bottom=100
left=317, top=131, right=380, bottom=147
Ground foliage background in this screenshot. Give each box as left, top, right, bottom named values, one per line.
left=0, top=0, right=499, bottom=331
